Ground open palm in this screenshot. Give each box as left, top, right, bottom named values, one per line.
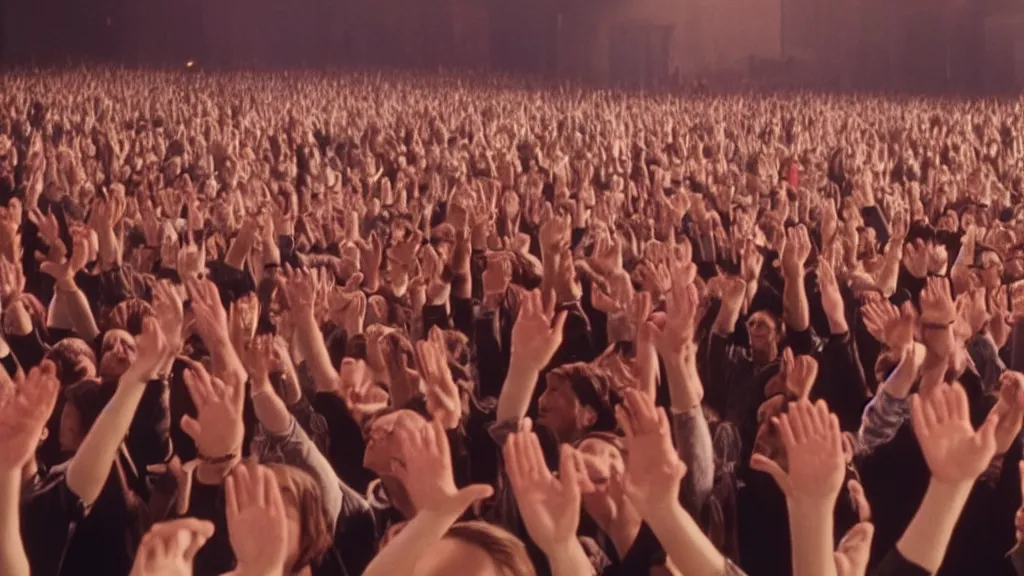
left=504, top=431, right=581, bottom=554
left=911, top=382, right=999, bottom=483
left=0, top=362, right=59, bottom=471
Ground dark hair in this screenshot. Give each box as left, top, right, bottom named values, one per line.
left=45, top=337, right=97, bottom=388
left=548, top=362, right=619, bottom=432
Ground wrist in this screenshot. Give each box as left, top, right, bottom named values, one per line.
left=194, top=457, right=240, bottom=485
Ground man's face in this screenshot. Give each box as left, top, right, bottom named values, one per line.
left=746, top=311, right=779, bottom=356
left=99, top=329, right=137, bottom=379
left=538, top=373, right=585, bottom=441
left=362, top=409, right=427, bottom=475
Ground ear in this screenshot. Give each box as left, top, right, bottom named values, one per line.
left=579, top=405, right=597, bottom=430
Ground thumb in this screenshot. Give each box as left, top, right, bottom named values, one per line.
left=979, top=412, right=1002, bottom=449
left=750, top=453, right=790, bottom=495
left=180, top=414, right=202, bottom=443
left=450, top=484, right=494, bottom=513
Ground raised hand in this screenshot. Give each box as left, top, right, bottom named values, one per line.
left=616, top=389, right=687, bottom=518
left=179, top=359, right=244, bottom=462
left=282, top=264, right=316, bottom=315
left=834, top=480, right=873, bottom=576
left=817, top=260, right=847, bottom=332
left=910, top=382, right=999, bottom=485
left=919, top=276, right=957, bottom=326
left=225, top=463, right=289, bottom=574
left=129, top=518, right=215, bottom=576
left=510, top=289, right=568, bottom=374
left=391, top=418, right=492, bottom=515
left=152, top=279, right=185, bottom=357
left=0, top=361, right=59, bottom=471
left=781, top=224, right=812, bottom=278
left=988, top=371, right=1024, bottom=455
left=647, top=282, right=699, bottom=364
left=416, top=327, right=462, bottom=430
left=860, top=300, right=915, bottom=351
left=127, top=317, right=173, bottom=382
left=504, top=430, right=584, bottom=555
left=185, top=278, right=230, bottom=345
left=751, top=399, right=846, bottom=504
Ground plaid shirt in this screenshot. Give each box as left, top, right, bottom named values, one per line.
left=856, top=389, right=910, bottom=455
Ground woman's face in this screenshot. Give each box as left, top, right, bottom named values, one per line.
left=412, top=538, right=503, bottom=576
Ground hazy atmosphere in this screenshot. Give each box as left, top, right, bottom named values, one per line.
left=3, top=0, right=1024, bottom=92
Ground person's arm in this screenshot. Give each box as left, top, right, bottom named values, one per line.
left=781, top=225, right=812, bottom=332
left=0, top=471, right=27, bottom=576
left=618, top=388, right=743, bottom=576
left=495, top=289, right=567, bottom=423
left=66, top=318, right=170, bottom=506
left=287, top=273, right=340, bottom=394
left=750, top=399, right=846, bottom=576
left=53, top=276, right=100, bottom=342
left=224, top=220, right=259, bottom=271
left=892, top=382, right=1001, bottom=573
left=712, top=277, right=746, bottom=337
left=0, top=363, right=59, bottom=576
left=505, top=431, right=595, bottom=575
left=363, top=420, right=494, bottom=576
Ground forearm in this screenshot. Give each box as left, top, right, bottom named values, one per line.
left=224, top=233, right=255, bottom=270
left=294, top=310, right=339, bottom=393
left=495, top=361, right=540, bottom=423
left=672, top=406, right=715, bottom=516
left=546, top=542, right=595, bottom=576
left=635, top=340, right=659, bottom=400
left=66, top=375, right=147, bottom=506
left=251, top=381, right=294, bottom=436
left=712, top=302, right=742, bottom=337
left=787, top=500, right=838, bottom=576
left=664, top=357, right=702, bottom=412
left=896, top=479, right=973, bottom=574
left=55, top=279, right=100, bottom=342
left=646, top=500, right=729, bottom=576
left=783, top=270, right=810, bottom=332
left=362, top=508, right=463, bottom=576
left=0, top=472, right=28, bottom=576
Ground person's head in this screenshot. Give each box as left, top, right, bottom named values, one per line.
left=746, top=310, right=782, bottom=359
left=362, top=408, right=429, bottom=475
left=45, top=337, right=97, bottom=388
left=61, top=378, right=114, bottom=454
left=411, top=521, right=535, bottom=576
left=976, top=249, right=1004, bottom=290
left=98, top=328, right=137, bottom=379
left=264, top=463, right=334, bottom=574
left=538, top=363, right=616, bottom=442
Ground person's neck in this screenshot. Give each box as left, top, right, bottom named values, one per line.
left=752, top=346, right=778, bottom=366
left=381, top=476, right=417, bottom=519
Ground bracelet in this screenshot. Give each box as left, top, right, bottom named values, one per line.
left=199, top=451, right=239, bottom=465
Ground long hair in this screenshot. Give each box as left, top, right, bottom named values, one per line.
left=264, top=463, right=334, bottom=573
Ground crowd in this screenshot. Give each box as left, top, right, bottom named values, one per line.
left=0, top=68, right=1023, bottom=576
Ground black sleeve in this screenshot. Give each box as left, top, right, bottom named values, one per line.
left=870, top=548, right=931, bottom=576
left=21, top=474, right=89, bottom=576
left=185, top=481, right=235, bottom=576
left=125, top=378, right=173, bottom=472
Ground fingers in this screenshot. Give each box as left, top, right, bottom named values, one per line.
left=848, top=479, right=872, bottom=523
left=750, top=453, right=789, bottom=493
